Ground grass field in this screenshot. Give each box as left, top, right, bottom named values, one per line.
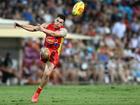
left=0, top=85, right=140, bottom=105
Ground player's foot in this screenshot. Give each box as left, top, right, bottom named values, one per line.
left=31, top=92, right=39, bottom=103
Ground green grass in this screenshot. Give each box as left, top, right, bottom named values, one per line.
left=0, top=85, right=140, bottom=105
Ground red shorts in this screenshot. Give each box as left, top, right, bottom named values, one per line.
left=40, top=48, right=59, bottom=66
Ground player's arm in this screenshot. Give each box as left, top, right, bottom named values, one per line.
left=39, top=25, right=67, bottom=37
left=15, top=23, right=40, bottom=32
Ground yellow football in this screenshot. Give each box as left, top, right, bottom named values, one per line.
left=72, top=1, right=85, bottom=16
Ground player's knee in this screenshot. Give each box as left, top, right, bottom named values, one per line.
left=41, top=48, right=50, bottom=60
left=41, top=53, right=49, bottom=60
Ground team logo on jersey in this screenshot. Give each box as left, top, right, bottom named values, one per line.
left=46, top=36, right=56, bottom=44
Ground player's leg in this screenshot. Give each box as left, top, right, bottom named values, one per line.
left=40, top=63, right=55, bottom=88
left=40, top=47, right=51, bottom=62
left=31, top=63, right=55, bottom=103
left=31, top=49, right=58, bottom=103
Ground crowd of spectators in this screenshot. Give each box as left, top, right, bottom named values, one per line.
left=0, top=0, right=140, bottom=85
left=0, top=0, right=139, bottom=34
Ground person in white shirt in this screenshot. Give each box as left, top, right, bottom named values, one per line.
left=112, top=17, right=126, bottom=39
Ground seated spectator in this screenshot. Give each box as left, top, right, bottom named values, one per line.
left=0, top=52, right=20, bottom=85
left=21, top=60, right=43, bottom=85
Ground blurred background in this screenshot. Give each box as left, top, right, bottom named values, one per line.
left=0, top=0, right=140, bottom=86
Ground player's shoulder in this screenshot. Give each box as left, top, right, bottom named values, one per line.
left=60, top=26, right=67, bottom=31
left=59, top=27, right=68, bottom=37
left=60, top=27, right=67, bottom=32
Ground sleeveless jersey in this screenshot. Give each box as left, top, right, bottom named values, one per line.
left=44, top=23, right=65, bottom=54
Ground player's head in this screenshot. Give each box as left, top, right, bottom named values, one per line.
left=54, top=14, right=65, bottom=28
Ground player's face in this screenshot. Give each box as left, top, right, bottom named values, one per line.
left=54, top=17, right=64, bottom=28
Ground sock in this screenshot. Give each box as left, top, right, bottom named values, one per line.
left=36, top=86, right=42, bottom=94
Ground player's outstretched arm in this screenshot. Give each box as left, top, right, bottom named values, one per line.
left=39, top=25, right=67, bottom=37
left=15, top=23, right=40, bottom=32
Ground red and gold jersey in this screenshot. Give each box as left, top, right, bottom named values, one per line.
left=44, top=23, right=67, bottom=55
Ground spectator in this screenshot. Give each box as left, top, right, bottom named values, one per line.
left=112, top=16, right=126, bottom=39
left=0, top=53, right=20, bottom=85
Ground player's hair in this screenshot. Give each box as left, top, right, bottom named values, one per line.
left=57, top=14, right=66, bottom=22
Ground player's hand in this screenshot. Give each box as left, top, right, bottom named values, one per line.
left=15, top=22, right=22, bottom=28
